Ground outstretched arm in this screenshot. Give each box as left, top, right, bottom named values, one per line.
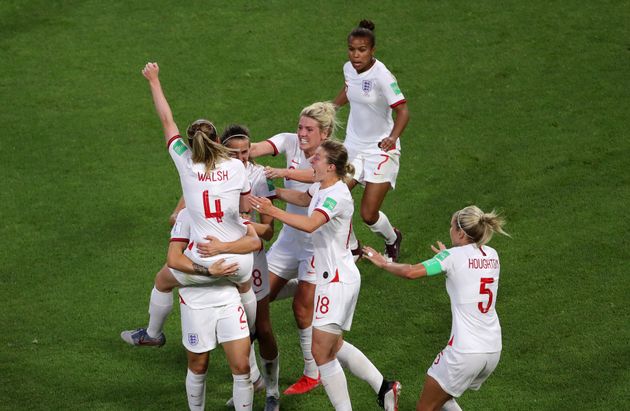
left=274, top=187, right=312, bottom=207
left=250, top=196, right=326, bottom=233
left=142, top=62, right=180, bottom=142
left=264, top=166, right=316, bottom=183
left=362, top=241, right=446, bottom=280
left=249, top=141, right=276, bottom=158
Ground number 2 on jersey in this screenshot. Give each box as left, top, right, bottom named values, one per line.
left=203, top=190, right=224, bottom=222
left=478, top=277, right=494, bottom=314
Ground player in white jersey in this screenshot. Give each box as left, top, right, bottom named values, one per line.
left=220, top=124, right=282, bottom=411
left=137, top=62, right=256, bottom=410
left=251, top=140, right=401, bottom=411
left=333, top=19, right=410, bottom=263
left=248, top=102, right=340, bottom=395
left=363, top=206, right=510, bottom=411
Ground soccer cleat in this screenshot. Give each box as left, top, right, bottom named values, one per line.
left=384, top=228, right=403, bottom=262
left=351, top=240, right=363, bottom=262
left=377, top=379, right=401, bottom=411
left=283, top=374, right=320, bottom=395
left=225, top=375, right=265, bottom=407
left=120, top=328, right=165, bottom=347
left=264, top=395, right=280, bottom=411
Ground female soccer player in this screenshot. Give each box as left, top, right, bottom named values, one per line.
left=363, top=206, right=509, bottom=411
left=333, top=19, right=410, bottom=262
left=220, top=124, right=282, bottom=411
left=247, top=102, right=338, bottom=395
left=139, top=62, right=256, bottom=410
left=251, top=140, right=401, bottom=411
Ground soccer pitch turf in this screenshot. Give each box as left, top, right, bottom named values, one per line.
left=1, top=1, right=628, bottom=410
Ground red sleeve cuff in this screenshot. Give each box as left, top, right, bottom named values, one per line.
left=266, top=140, right=279, bottom=156
left=314, top=208, right=330, bottom=222
left=167, top=135, right=181, bottom=148
left=170, top=237, right=189, bottom=243
left=390, top=99, right=406, bottom=109
left=240, top=189, right=251, bottom=196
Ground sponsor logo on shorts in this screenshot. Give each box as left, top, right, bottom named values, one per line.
left=389, top=82, right=402, bottom=95
left=322, top=197, right=337, bottom=212
left=173, top=139, right=189, bottom=155
left=188, top=333, right=199, bottom=345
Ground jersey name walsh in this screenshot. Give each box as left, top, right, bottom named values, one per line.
left=197, top=170, right=229, bottom=182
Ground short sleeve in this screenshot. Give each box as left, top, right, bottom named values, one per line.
left=170, top=209, right=191, bottom=242
left=167, top=135, right=192, bottom=174
left=375, top=67, right=406, bottom=108
left=314, top=192, right=346, bottom=223
left=267, top=133, right=297, bottom=157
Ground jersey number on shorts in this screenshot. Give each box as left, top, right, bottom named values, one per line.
left=315, top=295, right=330, bottom=315
left=478, top=277, right=495, bottom=314
left=238, top=306, right=247, bottom=325
left=202, top=191, right=224, bottom=222
left=252, top=269, right=263, bottom=288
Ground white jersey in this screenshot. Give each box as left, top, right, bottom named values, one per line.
left=434, top=244, right=502, bottom=353
left=170, top=209, right=241, bottom=309
left=168, top=135, right=251, bottom=263
left=307, top=181, right=360, bottom=285
left=342, top=59, right=406, bottom=158
left=265, top=132, right=314, bottom=245
left=246, top=161, right=277, bottom=222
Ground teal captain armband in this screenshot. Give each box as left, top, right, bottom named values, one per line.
left=421, top=257, right=445, bottom=276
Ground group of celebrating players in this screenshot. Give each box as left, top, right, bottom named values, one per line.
left=121, top=20, right=509, bottom=411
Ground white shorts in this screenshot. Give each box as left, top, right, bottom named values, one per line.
left=266, top=227, right=316, bottom=284
left=252, top=249, right=270, bottom=301
left=180, top=301, right=249, bottom=353
left=349, top=149, right=400, bottom=188
left=427, top=346, right=501, bottom=397
left=312, top=280, right=360, bottom=332
left=171, top=253, right=254, bottom=286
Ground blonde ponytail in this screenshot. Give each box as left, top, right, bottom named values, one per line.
left=455, top=206, right=510, bottom=247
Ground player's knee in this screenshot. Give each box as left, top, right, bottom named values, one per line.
left=188, top=360, right=208, bottom=375
left=230, top=361, right=250, bottom=375
left=360, top=207, right=379, bottom=225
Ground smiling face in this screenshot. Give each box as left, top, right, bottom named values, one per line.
left=225, top=138, right=250, bottom=166
left=348, top=36, right=375, bottom=73
left=297, top=116, right=328, bottom=155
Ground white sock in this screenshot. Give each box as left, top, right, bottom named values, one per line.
left=232, top=373, right=253, bottom=410
left=337, top=341, right=383, bottom=393
left=240, top=288, right=257, bottom=333
left=147, top=287, right=173, bottom=338
left=249, top=342, right=261, bottom=385
left=260, top=353, right=280, bottom=398
left=367, top=211, right=397, bottom=244
left=186, top=368, right=206, bottom=411
left=442, top=398, right=463, bottom=411
left=319, top=359, right=352, bottom=411
left=299, top=327, right=318, bottom=379
left=275, top=278, right=299, bottom=301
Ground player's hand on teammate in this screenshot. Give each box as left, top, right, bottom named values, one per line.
left=249, top=196, right=274, bottom=215
left=197, top=236, right=224, bottom=257
left=431, top=241, right=446, bottom=254
left=142, top=62, right=160, bottom=81
left=207, top=258, right=239, bottom=276
left=264, top=166, right=286, bottom=179
left=361, top=245, right=388, bottom=268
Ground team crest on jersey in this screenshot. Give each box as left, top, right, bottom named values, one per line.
left=188, top=333, right=199, bottom=345
left=322, top=197, right=337, bottom=212
left=389, top=81, right=402, bottom=95
left=173, top=139, right=189, bottom=155
left=361, top=80, right=373, bottom=95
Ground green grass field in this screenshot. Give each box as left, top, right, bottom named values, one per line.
left=1, top=1, right=629, bottom=410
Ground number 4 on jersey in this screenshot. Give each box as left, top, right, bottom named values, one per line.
left=203, top=190, right=224, bottom=222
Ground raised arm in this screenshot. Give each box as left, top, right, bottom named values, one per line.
left=142, top=62, right=179, bottom=142
left=249, top=141, right=276, bottom=158
left=250, top=196, right=326, bottom=233
left=274, top=187, right=312, bottom=207
left=362, top=240, right=446, bottom=280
